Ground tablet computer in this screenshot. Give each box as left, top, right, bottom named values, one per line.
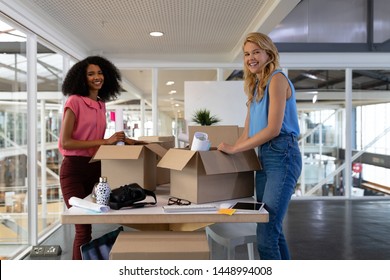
left=230, top=202, right=265, bottom=212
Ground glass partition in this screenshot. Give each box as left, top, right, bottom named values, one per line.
left=35, top=41, right=65, bottom=238
left=0, top=19, right=29, bottom=257
left=0, top=17, right=67, bottom=259
left=296, top=108, right=342, bottom=197
left=293, top=69, right=390, bottom=198
left=354, top=91, right=390, bottom=197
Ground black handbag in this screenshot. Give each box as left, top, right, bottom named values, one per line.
left=109, top=183, right=157, bottom=210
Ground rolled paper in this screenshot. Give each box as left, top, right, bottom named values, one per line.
left=69, top=197, right=110, bottom=213
left=115, top=108, right=123, bottom=131
left=191, top=132, right=210, bottom=151
left=115, top=108, right=125, bottom=145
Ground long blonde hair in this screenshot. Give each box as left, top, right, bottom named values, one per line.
left=243, top=32, right=280, bottom=103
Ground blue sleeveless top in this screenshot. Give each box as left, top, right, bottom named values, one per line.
left=249, top=70, right=300, bottom=137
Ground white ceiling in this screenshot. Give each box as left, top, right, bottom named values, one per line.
left=1, top=0, right=300, bottom=118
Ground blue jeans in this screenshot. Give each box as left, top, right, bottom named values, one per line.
left=256, top=134, right=302, bottom=260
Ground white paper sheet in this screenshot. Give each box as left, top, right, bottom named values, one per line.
left=69, top=197, right=110, bottom=213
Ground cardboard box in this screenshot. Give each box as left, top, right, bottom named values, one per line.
left=109, top=231, right=210, bottom=260
left=188, top=125, right=239, bottom=147
left=138, top=136, right=175, bottom=149
left=138, top=136, right=175, bottom=185
left=92, top=144, right=167, bottom=191
left=13, top=193, right=25, bottom=213
left=158, top=148, right=261, bottom=203
left=239, top=126, right=245, bottom=136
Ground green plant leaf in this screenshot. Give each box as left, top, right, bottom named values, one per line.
left=192, top=108, right=221, bottom=126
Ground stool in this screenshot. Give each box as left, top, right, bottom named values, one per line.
left=205, top=223, right=257, bottom=260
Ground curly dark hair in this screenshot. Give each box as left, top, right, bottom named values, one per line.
left=61, top=56, right=122, bottom=102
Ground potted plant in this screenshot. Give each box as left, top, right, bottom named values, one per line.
left=192, top=108, right=221, bottom=126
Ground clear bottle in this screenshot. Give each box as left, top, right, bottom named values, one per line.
left=94, top=176, right=111, bottom=206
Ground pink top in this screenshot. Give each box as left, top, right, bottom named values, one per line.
left=58, top=95, right=106, bottom=157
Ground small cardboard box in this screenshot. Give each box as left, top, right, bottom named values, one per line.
left=92, top=144, right=167, bottom=191
left=188, top=125, right=239, bottom=147
left=109, top=231, right=210, bottom=260
left=158, top=148, right=261, bottom=203
left=138, top=136, right=175, bottom=185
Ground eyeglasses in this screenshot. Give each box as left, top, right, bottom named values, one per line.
left=168, top=197, right=191, bottom=206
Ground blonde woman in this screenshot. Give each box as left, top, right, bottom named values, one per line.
left=218, top=33, right=302, bottom=259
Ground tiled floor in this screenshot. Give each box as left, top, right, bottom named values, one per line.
left=24, top=199, right=390, bottom=260
left=285, top=199, right=390, bottom=260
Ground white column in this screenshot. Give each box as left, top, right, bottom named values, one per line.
left=27, top=33, right=38, bottom=245
left=344, top=68, right=352, bottom=198
left=174, top=111, right=179, bottom=147
left=152, top=68, right=158, bottom=135
left=140, top=97, right=145, bottom=136
left=61, top=55, right=70, bottom=212
left=216, top=68, right=224, bottom=81
left=40, top=100, right=47, bottom=226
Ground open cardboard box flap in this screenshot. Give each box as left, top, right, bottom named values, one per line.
left=157, top=148, right=197, bottom=171
left=158, top=148, right=260, bottom=175
left=92, top=143, right=167, bottom=161
left=199, top=149, right=261, bottom=174
left=144, top=143, right=168, bottom=157
left=138, top=136, right=175, bottom=143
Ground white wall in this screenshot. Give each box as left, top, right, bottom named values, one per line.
left=184, top=81, right=247, bottom=126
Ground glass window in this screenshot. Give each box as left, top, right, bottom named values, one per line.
left=35, top=41, right=65, bottom=240
left=295, top=68, right=390, bottom=198
left=0, top=17, right=68, bottom=259
left=0, top=18, right=29, bottom=257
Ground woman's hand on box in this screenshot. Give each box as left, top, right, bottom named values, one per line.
left=217, top=142, right=235, bottom=154
left=125, top=138, right=147, bottom=145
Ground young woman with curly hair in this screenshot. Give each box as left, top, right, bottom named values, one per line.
left=59, top=56, right=126, bottom=260
left=218, top=33, right=302, bottom=259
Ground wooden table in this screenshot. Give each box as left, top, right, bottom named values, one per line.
left=61, top=185, right=268, bottom=226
